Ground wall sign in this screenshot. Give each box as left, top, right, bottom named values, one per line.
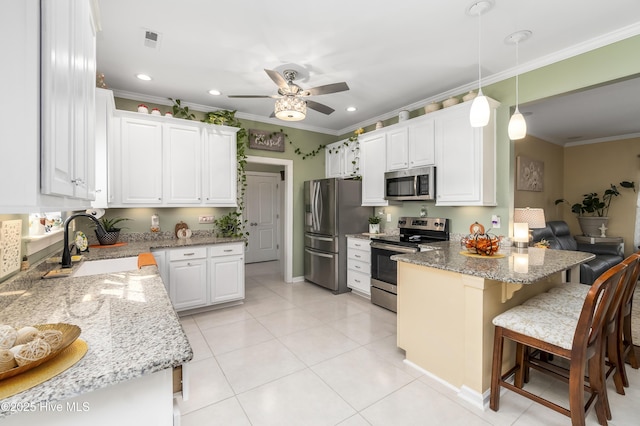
left=249, top=129, right=285, bottom=152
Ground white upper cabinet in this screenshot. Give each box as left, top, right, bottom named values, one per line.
left=434, top=99, right=498, bottom=206
left=93, top=88, right=115, bottom=208
left=109, top=111, right=238, bottom=207
left=202, top=125, right=238, bottom=206
left=41, top=0, right=96, bottom=200
left=386, top=117, right=435, bottom=172
left=385, top=127, right=409, bottom=171
left=325, top=139, right=360, bottom=179
left=325, top=141, right=345, bottom=178
left=408, top=117, right=435, bottom=168
left=360, top=132, right=388, bottom=206
left=118, top=117, right=164, bottom=204
left=164, top=123, right=202, bottom=204
left=0, top=0, right=98, bottom=213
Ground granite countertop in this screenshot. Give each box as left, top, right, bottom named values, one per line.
left=392, top=241, right=595, bottom=284
left=345, top=233, right=385, bottom=240
left=0, top=234, right=242, bottom=418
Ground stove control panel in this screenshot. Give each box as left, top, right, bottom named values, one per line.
left=398, top=217, right=449, bottom=232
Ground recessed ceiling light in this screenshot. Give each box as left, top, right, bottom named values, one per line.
left=136, top=73, right=152, bottom=81
left=346, top=106, right=357, bottom=112
left=208, top=89, right=221, bottom=96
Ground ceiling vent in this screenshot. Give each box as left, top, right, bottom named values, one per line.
left=144, top=30, right=160, bottom=48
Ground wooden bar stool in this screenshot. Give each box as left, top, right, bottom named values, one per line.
left=490, top=262, right=628, bottom=426
left=615, top=253, right=640, bottom=386
left=524, top=254, right=640, bottom=387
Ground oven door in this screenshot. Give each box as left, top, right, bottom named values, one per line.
left=370, top=242, right=417, bottom=286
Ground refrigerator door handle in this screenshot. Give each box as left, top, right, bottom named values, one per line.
left=305, top=248, right=335, bottom=259
left=306, top=235, right=334, bottom=242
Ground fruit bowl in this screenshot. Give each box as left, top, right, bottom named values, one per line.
left=462, top=234, right=501, bottom=256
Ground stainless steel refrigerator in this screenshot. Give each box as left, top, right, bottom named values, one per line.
left=304, top=178, right=370, bottom=294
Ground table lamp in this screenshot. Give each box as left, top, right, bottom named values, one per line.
left=513, top=207, right=546, bottom=248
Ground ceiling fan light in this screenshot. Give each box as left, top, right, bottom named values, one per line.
left=469, top=94, right=490, bottom=127
left=275, top=96, right=306, bottom=121
left=508, top=109, right=527, bottom=140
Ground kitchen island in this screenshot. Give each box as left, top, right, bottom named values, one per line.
left=0, top=234, right=242, bottom=425
left=392, top=241, right=595, bottom=410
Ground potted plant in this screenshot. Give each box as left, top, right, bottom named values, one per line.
left=368, top=216, right=381, bottom=234
left=555, top=181, right=635, bottom=236
left=95, top=217, right=130, bottom=245
left=213, top=211, right=248, bottom=240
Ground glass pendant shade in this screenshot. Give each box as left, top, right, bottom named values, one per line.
left=469, top=94, right=490, bottom=127
left=275, top=96, right=306, bottom=121
left=508, top=108, right=527, bottom=140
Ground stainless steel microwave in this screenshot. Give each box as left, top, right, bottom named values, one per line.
left=384, top=166, right=435, bottom=201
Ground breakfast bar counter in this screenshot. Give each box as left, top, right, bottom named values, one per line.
left=391, top=241, right=594, bottom=409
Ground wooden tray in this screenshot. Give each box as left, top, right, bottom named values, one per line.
left=459, top=251, right=506, bottom=259
left=0, top=323, right=81, bottom=381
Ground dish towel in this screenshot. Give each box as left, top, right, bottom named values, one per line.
left=137, top=252, right=157, bottom=269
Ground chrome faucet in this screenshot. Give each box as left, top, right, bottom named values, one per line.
left=61, top=213, right=106, bottom=268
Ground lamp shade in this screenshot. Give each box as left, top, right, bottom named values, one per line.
left=469, top=94, right=490, bottom=127
left=514, top=207, right=546, bottom=229
left=275, top=96, right=306, bottom=121
left=508, top=108, right=527, bottom=140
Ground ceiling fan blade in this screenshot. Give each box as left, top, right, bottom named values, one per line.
left=228, top=94, right=280, bottom=99
left=264, top=69, right=289, bottom=90
left=306, top=100, right=335, bottom=115
left=305, top=82, right=349, bottom=96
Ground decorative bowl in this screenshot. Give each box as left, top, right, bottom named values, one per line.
left=462, top=91, right=478, bottom=102
left=443, top=97, right=460, bottom=108
left=0, top=323, right=81, bottom=381
left=462, top=234, right=500, bottom=256
left=424, top=102, right=441, bottom=113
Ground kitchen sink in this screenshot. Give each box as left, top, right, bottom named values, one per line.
left=73, top=257, right=139, bottom=277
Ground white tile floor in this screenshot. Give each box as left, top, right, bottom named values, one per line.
left=177, top=261, right=640, bottom=425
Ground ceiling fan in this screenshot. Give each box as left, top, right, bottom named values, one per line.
left=228, top=69, right=349, bottom=121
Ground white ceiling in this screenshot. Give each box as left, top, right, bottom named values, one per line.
left=95, top=0, right=640, bottom=139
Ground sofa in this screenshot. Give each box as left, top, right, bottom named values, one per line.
left=530, top=220, right=624, bottom=285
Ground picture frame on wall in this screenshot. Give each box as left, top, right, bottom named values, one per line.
left=249, top=129, right=285, bottom=152
left=516, top=156, right=544, bottom=192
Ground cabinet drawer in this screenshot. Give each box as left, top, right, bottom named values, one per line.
left=208, top=243, right=244, bottom=257
left=347, top=238, right=371, bottom=252
left=347, top=269, right=370, bottom=295
left=168, top=247, right=207, bottom=261
left=348, top=258, right=370, bottom=275
left=348, top=248, right=370, bottom=264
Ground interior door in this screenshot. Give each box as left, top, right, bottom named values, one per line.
left=245, top=172, right=279, bottom=263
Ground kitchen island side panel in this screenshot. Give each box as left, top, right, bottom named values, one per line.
left=397, top=262, right=560, bottom=398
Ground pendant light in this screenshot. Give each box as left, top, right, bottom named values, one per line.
left=467, top=0, right=494, bottom=127
left=506, top=30, right=532, bottom=140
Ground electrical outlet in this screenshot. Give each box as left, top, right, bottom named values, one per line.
left=386, top=213, right=392, bottom=222
left=491, top=215, right=501, bottom=228
left=199, top=216, right=214, bottom=224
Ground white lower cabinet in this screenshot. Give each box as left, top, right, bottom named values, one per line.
left=168, top=247, right=208, bottom=311
left=347, top=237, right=371, bottom=297
left=208, top=244, right=245, bottom=303
left=160, top=243, right=245, bottom=312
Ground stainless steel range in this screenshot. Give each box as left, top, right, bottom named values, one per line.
left=370, top=217, right=449, bottom=312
